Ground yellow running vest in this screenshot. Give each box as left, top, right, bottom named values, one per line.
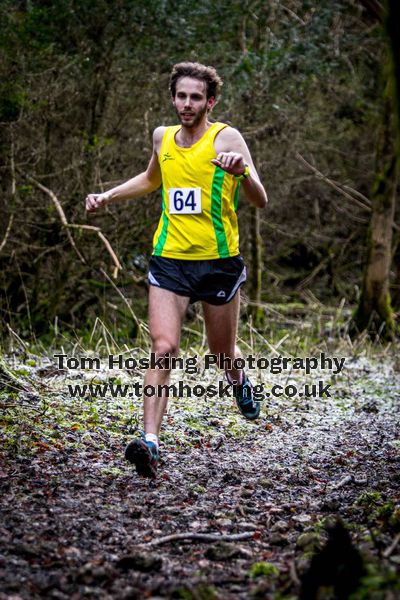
left=152, top=122, right=240, bottom=259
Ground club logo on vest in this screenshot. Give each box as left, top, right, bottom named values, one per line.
left=162, top=152, right=175, bottom=162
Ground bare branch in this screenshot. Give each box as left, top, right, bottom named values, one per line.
left=1, top=134, right=16, bottom=254
left=295, top=152, right=371, bottom=211
left=18, top=171, right=122, bottom=275
left=0, top=214, right=14, bottom=254
left=97, top=232, right=122, bottom=278
left=296, top=256, right=330, bottom=291
left=359, top=0, right=384, bottom=21
left=383, top=532, right=400, bottom=558
left=280, top=4, right=306, bottom=26
left=332, top=474, right=354, bottom=489
left=295, top=153, right=400, bottom=233
left=144, top=531, right=255, bottom=547
left=100, top=268, right=140, bottom=326
left=19, top=170, right=85, bottom=263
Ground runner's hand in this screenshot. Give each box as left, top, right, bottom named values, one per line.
left=85, top=192, right=110, bottom=213
left=211, top=152, right=247, bottom=176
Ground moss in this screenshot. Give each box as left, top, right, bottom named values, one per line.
left=352, top=289, right=396, bottom=340
left=249, top=561, right=280, bottom=578
left=375, top=501, right=395, bottom=519
left=192, top=484, right=206, bottom=494
left=251, top=306, right=266, bottom=329
left=15, top=368, right=30, bottom=377
left=356, top=491, right=382, bottom=507
left=100, top=467, right=125, bottom=477
left=172, top=584, right=218, bottom=600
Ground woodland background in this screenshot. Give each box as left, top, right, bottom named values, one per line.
left=1, top=3, right=400, bottom=599
left=1, top=0, right=399, bottom=342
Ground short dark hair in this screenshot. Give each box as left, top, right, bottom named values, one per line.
left=169, top=62, right=223, bottom=99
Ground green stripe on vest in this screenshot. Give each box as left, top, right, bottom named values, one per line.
left=234, top=181, right=240, bottom=211
left=153, top=188, right=169, bottom=255
left=211, top=167, right=230, bottom=258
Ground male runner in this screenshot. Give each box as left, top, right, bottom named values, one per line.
left=86, top=62, right=268, bottom=478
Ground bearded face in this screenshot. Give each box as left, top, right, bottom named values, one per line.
left=172, top=77, right=215, bottom=129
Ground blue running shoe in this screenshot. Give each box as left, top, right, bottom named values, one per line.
left=124, top=436, right=159, bottom=478
left=232, top=376, right=260, bottom=420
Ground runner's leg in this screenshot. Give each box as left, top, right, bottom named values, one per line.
left=203, top=291, right=260, bottom=420
left=202, top=291, right=243, bottom=383
left=144, top=286, right=190, bottom=436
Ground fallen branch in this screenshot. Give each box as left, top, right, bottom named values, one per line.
left=383, top=532, right=400, bottom=558
left=18, top=171, right=122, bottom=276
left=20, top=171, right=86, bottom=264
left=332, top=474, right=354, bottom=489
left=145, top=531, right=255, bottom=547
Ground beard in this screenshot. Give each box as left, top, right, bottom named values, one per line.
left=176, top=102, right=208, bottom=128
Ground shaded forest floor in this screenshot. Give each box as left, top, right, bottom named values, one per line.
left=1, top=322, right=400, bottom=599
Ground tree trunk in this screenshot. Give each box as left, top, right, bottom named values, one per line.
left=352, top=96, right=397, bottom=338
left=387, top=0, right=400, bottom=309
left=353, top=1, right=400, bottom=338
left=249, top=204, right=265, bottom=327
left=248, top=140, right=265, bottom=328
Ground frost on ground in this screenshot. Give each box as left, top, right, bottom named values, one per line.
left=1, top=341, right=400, bottom=599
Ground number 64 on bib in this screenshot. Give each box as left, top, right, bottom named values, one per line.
left=168, top=188, right=202, bottom=214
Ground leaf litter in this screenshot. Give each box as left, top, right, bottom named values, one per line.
left=1, top=337, right=400, bottom=599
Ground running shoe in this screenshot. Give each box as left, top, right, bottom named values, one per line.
left=232, top=376, right=260, bottom=420
left=124, top=436, right=159, bottom=478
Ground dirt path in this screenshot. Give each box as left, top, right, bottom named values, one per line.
left=1, top=352, right=400, bottom=599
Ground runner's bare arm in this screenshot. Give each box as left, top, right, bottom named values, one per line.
left=85, top=127, right=165, bottom=213
left=212, top=127, right=268, bottom=208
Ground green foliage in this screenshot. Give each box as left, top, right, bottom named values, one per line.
left=249, top=561, right=279, bottom=578
left=0, top=0, right=389, bottom=334
left=354, top=490, right=400, bottom=532
left=171, top=584, right=218, bottom=600
left=349, top=563, right=400, bottom=599
left=356, top=491, right=382, bottom=508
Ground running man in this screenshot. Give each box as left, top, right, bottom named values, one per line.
left=86, top=62, right=268, bottom=478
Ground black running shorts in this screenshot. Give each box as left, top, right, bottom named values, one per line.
left=148, top=255, right=247, bottom=305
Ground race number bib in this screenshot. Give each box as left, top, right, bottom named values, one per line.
left=168, top=188, right=202, bottom=214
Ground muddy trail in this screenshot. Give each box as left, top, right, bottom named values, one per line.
left=1, top=348, right=400, bottom=599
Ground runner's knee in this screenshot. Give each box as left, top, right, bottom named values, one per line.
left=151, top=337, right=179, bottom=360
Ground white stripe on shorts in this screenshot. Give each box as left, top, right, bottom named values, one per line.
left=226, top=266, right=247, bottom=302
left=148, top=271, right=160, bottom=286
